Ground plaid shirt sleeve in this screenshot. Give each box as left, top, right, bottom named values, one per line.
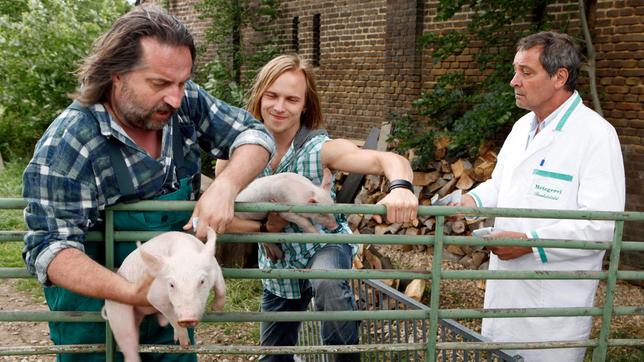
left=23, top=82, right=275, bottom=286
left=181, top=81, right=275, bottom=160
left=22, top=110, right=102, bottom=286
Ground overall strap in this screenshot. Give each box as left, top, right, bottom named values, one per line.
left=68, top=101, right=138, bottom=202
left=292, top=125, right=328, bottom=151
left=106, top=140, right=138, bottom=202
left=171, top=117, right=188, bottom=179
left=279, top=125, right=328, bottom=173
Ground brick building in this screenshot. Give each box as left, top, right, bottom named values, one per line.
left=146, top=0, right=643, bottom=246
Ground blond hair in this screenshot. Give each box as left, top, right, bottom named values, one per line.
left=247, top=54, right=324, bottom=129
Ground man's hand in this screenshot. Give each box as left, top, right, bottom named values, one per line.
left=485, top=230, right=532, bottom=260
left=265, top=211, right=289, bottom=232
left=47, top=248, right=155, bottom=306
left=455, top=194, right=477, bottom=208
left=128, top=272, right=155, bottom=307
left=186, top=177, right=238, bottom=239
left=262, top=243, right=283, bottom=262
left=446, top=193, right=477, bottom=221
left=261, top=212, right=289, bottom=262
left=185, top=144, right=270, bottom=239
left=374, top=188, right=419, bottom=224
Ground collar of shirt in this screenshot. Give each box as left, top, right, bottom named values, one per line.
left=525, top=91, right=578, bottom=149
left=91, top=103, right=174, bottom=176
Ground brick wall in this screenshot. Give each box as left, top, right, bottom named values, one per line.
left=270, top=0, right=390, bottom=137
left=384, top=0, right=424, bottom=122
left=419, top=0, right=644, bottom=248
left=143, top=0, right=216, bottom=67
left=593, top=0, right=644, bottom=258
left=154, top=0, right=643, bottom=244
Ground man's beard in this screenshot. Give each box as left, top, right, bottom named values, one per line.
left=116, top=82, right=177, bottom=131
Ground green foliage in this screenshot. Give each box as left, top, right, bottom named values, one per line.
left=0, top=158, right=27, bottom=231
left=195, top=0, right=282, bottom=107
left=392, top=71, right=519, bottom=167
left=0, top=158, right=43, bottom=301
left=195, top=0, right=281, bottom=174
left=202, top=278, right=262, bottom=343
left=0, top=0, right=131, bottom=161
left=200, top=57, right=248, bottom=108
left=391, top=0, right=555, bottom=166
left=0, top=0, right=28, bottom=21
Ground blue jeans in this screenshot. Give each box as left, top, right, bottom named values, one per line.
left=260, top=244, right=360, bottom=362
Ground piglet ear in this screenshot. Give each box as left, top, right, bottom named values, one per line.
left=321, top=168, right=333, bottom=192
left=138, top=241, right=164, bottom=276
left=204, top=227, right=217, bottom=257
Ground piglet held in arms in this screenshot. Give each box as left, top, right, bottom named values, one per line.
left=102, top=228, right=225, bottom=362
left=235, top=169, right=338, bottom=233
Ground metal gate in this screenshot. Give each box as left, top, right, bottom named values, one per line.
left=1, top=198, right=643, bottom=361
left=297, top=279, right=521, bottom=362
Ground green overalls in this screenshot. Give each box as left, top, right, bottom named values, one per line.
left=44, top=103, right=198, bottom=362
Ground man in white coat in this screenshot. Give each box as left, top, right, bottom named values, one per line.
left=459, top=31, right=625, bottom=361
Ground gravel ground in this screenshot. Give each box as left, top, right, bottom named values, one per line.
left=0, top=280, right=53, bottom=362
left=0, top=279, right=260, bottom=362
left=376, top=244, right=644, bottom=360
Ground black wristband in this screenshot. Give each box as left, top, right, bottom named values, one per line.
left=388, top=179, right=414, bottom=193
left=259, top=218, right=269, bottom=233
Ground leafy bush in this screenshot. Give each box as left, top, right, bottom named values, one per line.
left=0, top=0, right=130, bottom=160
left=390, top=0, right=556, bottom=167
left=195, top=0, right=282, bottom=108
left=200, top=57, right=248, bottom=108
left=195, top=0, right=281, bottom=174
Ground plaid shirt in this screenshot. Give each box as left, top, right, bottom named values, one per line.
left=23, top=80, right=275, bottom=285
left=258, top=133, right=356, bottom=299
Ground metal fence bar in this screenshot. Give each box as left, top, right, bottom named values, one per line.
left=2, top=199, right=643, bottom=360
left=592, top=220, right=625, bottom=362
left=365, top=282, right=373, bottom=361
left=4, top=264, right=643, bottom=281
left=4, top=198, right=644, bottom=222
left=105, top=209, right=116, bottom=362
left=427, top=215, right=445, bottom=360
left=4, top=305, right=642, bottom=323
left=5, top=229, right=644, bottom=252
left=223, top=268, right=608, bottom=281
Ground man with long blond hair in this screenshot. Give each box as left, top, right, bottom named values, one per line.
left=22, top=4, right=274, bottom=361
left=217, top=54, right=418, bottom=362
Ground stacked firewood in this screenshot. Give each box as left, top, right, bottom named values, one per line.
left=336, top=130, right=499, bottom=301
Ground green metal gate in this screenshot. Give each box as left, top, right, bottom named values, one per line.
left=298, top=279, right=522, bottom=361
left=0, top=198, right=643, bottom=361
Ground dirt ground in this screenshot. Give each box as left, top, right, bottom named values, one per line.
left=1, top=246, right=642, bottom=361
left=376, top=244, right=644, bottom=359
left=0, top=278, right=258, bottom=362
left=0, top=279, right=53, bottom=362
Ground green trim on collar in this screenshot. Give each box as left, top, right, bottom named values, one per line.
left=533, top=169, right=573, bottom=181
left=555, top=93, right=581, bottom=131
left=470, top=192, right=483, bottom=207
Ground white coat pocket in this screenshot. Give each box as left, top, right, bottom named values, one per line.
left=528, top=168, right=574, bottom=207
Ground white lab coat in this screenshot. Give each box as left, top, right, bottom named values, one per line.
left=469, top=92, right=625, bottom=362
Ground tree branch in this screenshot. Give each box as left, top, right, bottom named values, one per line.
left=578, top=0, right=603, bottom=116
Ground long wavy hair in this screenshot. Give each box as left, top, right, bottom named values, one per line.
left=76, top=4, right=196, bottom=104
left=246, top=54, right=324, bottom=129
